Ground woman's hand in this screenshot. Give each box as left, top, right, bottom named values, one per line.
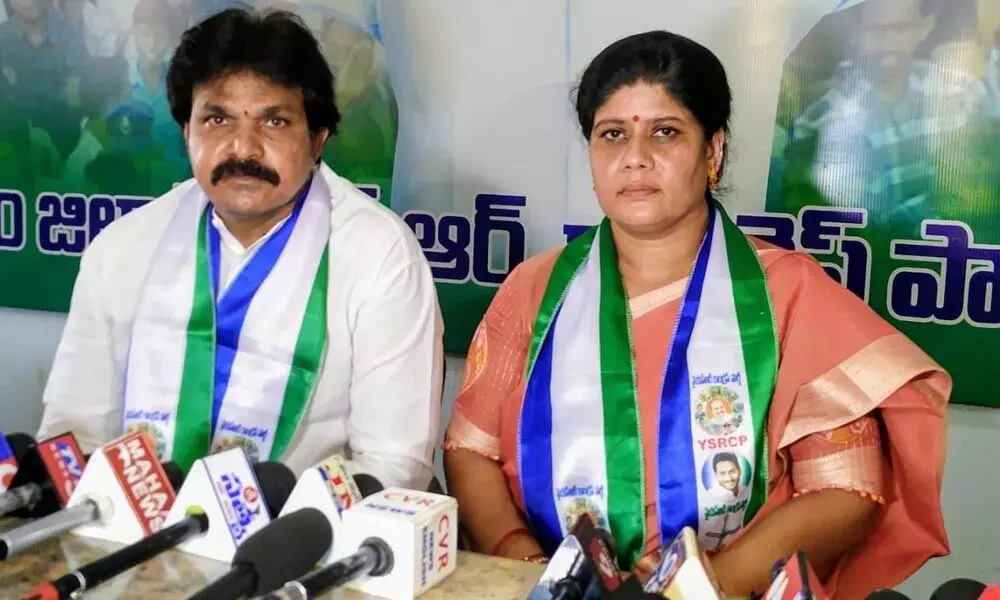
left=444, top=448, right=545, bottom=560
left=708, top=488, right=878, bottom=597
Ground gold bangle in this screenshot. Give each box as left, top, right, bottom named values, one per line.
left=523, top=553, right=549, bottom=564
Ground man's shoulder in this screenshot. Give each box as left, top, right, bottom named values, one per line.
left=789, top=87, right=850, bottom=139
left=84, top=179, right=194, bottom=264
left=321, top=165, right=425, bottom=266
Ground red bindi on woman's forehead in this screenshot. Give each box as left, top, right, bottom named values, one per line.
left=631, top=115, right=640, bottom=122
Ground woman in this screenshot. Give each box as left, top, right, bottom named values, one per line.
left=443, top=30, right=950, bottom=598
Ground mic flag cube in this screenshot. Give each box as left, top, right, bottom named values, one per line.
left=161, top=447, right=271, bottom=563
left=68, top=430, right=178, bottom=545
left=42, top=436, right=86, bottom=505
left=341, top=488, right=458, bottom=600
left=277, top=454, right=363, bottom=565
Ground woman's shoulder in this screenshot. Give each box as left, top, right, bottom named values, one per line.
left=748, top=236, right=897, bottom=338
left=497, top=246, right=563, bottom=302
left=481, top=246, right=564, bottom=332
left=509, top=246, right=563, bottom=281
left=751, top=237, right=826, bottom=277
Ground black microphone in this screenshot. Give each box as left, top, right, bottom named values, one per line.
left=0, top=434, right=38, bottom=515
left=185, top=507, right=333, bottom=600
left=263, top=475, right=388, bottom=600
left=865, top=591, right=912, bottom=599
left=352, top=473, right=384, bottom=499
left=252, top=461, right=298, bottom=518
left=263, top=536, right=393, bottom=600
left=5, top=433, right=87, bottom=519
left=930, top=579, right=988, bottom=600
left=553, top=513, right=621, bottom=600
left=24, top=462, right=287, bottom=600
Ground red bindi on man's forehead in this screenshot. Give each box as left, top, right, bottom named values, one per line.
left=632, top=115, right=640, bottom=122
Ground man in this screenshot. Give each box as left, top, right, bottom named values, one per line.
left=38, top=8, right=444, bottom=491
left=84, top=0, right=189, bottom=193
left=771, top=0, right=990, bottom=231
left=0, top=0, right=90, bottom=160
left=708, top=452, right=744, bottom=502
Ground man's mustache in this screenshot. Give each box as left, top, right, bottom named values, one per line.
left=210, top=159, right=281, bottom=186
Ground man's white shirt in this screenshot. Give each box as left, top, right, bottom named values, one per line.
left=38, top=163, right=444, bottom=490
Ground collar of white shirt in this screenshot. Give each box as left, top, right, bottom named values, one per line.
left=211, top=209, right=291, bottom=295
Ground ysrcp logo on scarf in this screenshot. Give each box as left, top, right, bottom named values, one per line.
left=213, top=421, right=272, bottom=463
left=214, top=437, right=260, bottom=462
left=694, top=385, right=744, bottom=437
left=124, top=410, right=170, bottom=458
left=556, top=484, right=609, bottom=533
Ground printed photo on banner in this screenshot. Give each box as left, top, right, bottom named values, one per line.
left=769, top=0, right=996, bottom=231
left=761, top=0, right=1000, bottom=408
left=0, top=0, right=396, bottom=312
left=701, top=451, right=752, bottom=503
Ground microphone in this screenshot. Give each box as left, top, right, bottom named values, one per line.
left=185, top=507, right=334, bottom=600
left=761, top=551, right=827, bottom=600
left=277, top=454, right=383, bottom=565
left=24, top=461, right=295, bottom=600
left=642, top=526, right=724, bottom=599
left=0, top=431, right=29, bottom=491
left=550, top=513, right=622, bottom=600
left=63, top=430, right=184, bottom=545
left=0, top=434, right=37, bottom=510
left=4, top=432, right=87, bottom=519
left=930, top=579, right=990, bottom=600
left=334, top=486, right=458, bottom=600
left=351, top=473, right=384, bottom=498
left=263, top=474, right=388, bottom=599
left=980, top=585, right=1000, bottom=600
left=864, top=591, right=911, bottom=599
left=0, top=494, right=113, bottom=560
left=526, top=534, right=589, bottom=600
left=0, top=431, right=185, bottom=561
left=0, top=462, right=184, bottom=561
left=29, top=462, right=295, bottom=600
left=262, top=536, right=393, bottom=600
left=162, top=448, right=296, bottom=563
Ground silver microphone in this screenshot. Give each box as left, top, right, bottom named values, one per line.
left=0, top=494, right=113, bottom=560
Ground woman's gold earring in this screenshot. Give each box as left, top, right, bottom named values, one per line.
left=708, top=167, right=719, bottom=191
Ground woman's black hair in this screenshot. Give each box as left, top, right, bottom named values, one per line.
left=166, top=8, right=339, bottom=137
left=574, top=30, right=732, bottom=181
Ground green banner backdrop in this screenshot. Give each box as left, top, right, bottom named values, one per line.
left=0, top=0, right=997, bottom=407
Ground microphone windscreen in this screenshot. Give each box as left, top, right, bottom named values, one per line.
left=252, top=461, right=297, bottom=516
left=235, top=506, right=333, bottom=594
left=353, top=473, right=384, bottom=498
left=930, top=579, right=987, bottom=600
left=162, top=462, right=185, bottom=491
left=7, top=433, right=36, bottom=461
left=866, top=590, right=911, bottom=599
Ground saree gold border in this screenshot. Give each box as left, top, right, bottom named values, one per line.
left=779, top=333, right=950, bottom=449
left=790, top=446, right=884, bottom=496
left=443, top=411, right=502, bottom=461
